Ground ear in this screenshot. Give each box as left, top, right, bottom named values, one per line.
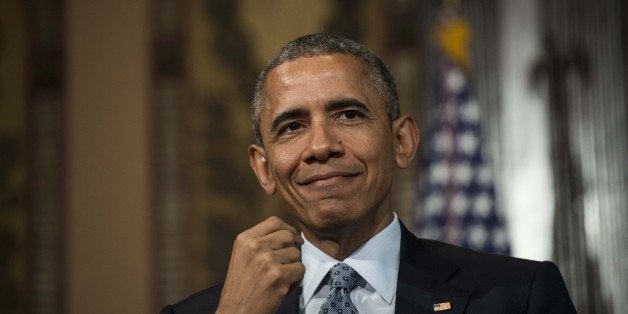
left=392, top=115, right=419, bottom=169
left=248, top=144, right=277, bottom=195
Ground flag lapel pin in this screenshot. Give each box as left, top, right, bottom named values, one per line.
left=433, top=302, right=452, bottom=311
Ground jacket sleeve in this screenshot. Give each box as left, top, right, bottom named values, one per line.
left=527, top=261, right=577, bottom=313
left=158, top=285, right=222, bottom=314
left=159, top=305, right=174, bottom=314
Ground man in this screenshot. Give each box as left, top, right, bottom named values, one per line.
left=161, top=33, right=575, bottom=313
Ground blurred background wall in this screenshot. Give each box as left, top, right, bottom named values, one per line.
left=0, top=0, right=626, bottom=313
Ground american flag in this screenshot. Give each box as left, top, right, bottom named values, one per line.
left=414, top=55, right=510, bottom=255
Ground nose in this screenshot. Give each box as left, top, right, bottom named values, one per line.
left=304, top=122, right=344, bottom=163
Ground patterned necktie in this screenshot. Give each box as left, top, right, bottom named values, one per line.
left=319, top=263, right=361, bottom=314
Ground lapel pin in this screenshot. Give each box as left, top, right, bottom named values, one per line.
left=433, top=302, right=452, bottom=311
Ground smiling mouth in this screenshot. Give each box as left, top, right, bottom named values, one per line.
left=298, top=171, right=361, bottom=185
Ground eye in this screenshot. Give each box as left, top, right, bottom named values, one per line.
left=337, top=110, right=364, bottom=120
left=278, top=121, right=303, bottom=134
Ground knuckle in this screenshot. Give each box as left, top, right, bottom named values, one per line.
left=267, top=216, right=281, bottom=225
left=257, top=251, right=273, bottom=264
left=274, top=230, right=291, bottom=244
left=296, top=263, right=306, bottom=275
left=234, top=233, right=248, bottom=244
left=279, top=229, right=293, bottom=239
left=247, top=240, right=260, bottom=251
left=277, top=284, right=290, bottom=296
left=267, top=266, right=283, bottom=282
left=286, top=247, right=300, bottom=260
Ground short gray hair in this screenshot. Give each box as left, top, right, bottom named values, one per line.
left=251, top=33, right=400, bottom=145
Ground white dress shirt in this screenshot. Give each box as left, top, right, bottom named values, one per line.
left=300, top=213, right=401, bottom=314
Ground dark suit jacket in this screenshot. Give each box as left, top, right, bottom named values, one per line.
left=161, top=222, right=575, bottom=313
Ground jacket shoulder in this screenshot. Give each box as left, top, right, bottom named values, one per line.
left=400, top=223, right=540, bottom=284
left=160, top=284, right=223, bottom=314
left=402, top=234, right=575, bottom=312
left=412, top=236, right=541, bottom=287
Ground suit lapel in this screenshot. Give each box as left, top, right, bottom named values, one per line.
left=395, top=223, right=470, bottom=313
left=276, top=286, right=300, bottom=314
left=276, top=223, right=472, bottom=313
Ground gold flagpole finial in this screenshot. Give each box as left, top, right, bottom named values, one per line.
left=435, top=0, right=472, bottom=70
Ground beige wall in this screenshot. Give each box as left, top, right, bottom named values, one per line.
left=66, top=0, right=151, bottom=313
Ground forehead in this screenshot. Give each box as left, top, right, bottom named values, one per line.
left=261, top=54, right=378, bottom=114
left=267, top=53, right=366, bottom=89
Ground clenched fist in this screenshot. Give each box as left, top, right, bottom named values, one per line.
left=216, top=216, right=305, bottom=314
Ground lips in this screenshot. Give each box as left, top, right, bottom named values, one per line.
left=296, top=165, right=364, bottom=186
left=298, top=171, right=358, bottom=185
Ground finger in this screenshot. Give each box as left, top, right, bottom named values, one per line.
left=281, top=261, right=306, bottom=285
left=273, top=246, right=301, bottom=264
left=244, top=216, right=298, bottom=238
left=258, top=229, right=304, bottom=250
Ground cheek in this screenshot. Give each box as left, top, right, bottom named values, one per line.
left=353, top=128, right=394, bottom=160
left=268, top=148, right=301, bottom=182
left=364, top=135, right=397, bottom=176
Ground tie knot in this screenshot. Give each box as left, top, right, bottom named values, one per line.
left=328, top=263, right=360, bottom=291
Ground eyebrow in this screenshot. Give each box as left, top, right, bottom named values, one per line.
left=270, top=107, right=309, bottom=135
left=326, top=98, right=371, bottom=113
left=268, top=98, right=372, bottom=134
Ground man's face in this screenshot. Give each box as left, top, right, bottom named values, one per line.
left=249, top=54, right=402, bottom=236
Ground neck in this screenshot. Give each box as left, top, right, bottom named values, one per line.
left=301, top=211, right=394, bottom=260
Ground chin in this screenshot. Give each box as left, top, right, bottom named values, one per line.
left=306, top=207, right=364, bottom=233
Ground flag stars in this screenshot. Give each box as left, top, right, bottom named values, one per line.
left=442, top=101, right=459, bottom=123
left=458, top=130, right=479, bottom=155
left=445, top=67, right=466, bottom=92
left=476, top=165, right=493, bottom=186
left=467, top=224, right=489, bottom=249
left=421, top=225, right=443, bottom=240
left=460, top=99, right=481, bottom=123
left=435, top=131, right=455, bottom=154
left=472, top=193, right=493, bottom=218
left=451, top=193, right=469, bottom=216
left=424, top=192, right=445, bottom=217
left=454, top=162, right=473, bottom=186
left=492, top=227, right=510, bottom=251
left=430, top=161, right=450, bottom=185
left=417, top=52, right=510, bottom=255
left=430, top=161, right=474, bottom=186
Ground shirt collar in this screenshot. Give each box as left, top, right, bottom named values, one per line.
left=300, top=213, right=401, bottom=306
